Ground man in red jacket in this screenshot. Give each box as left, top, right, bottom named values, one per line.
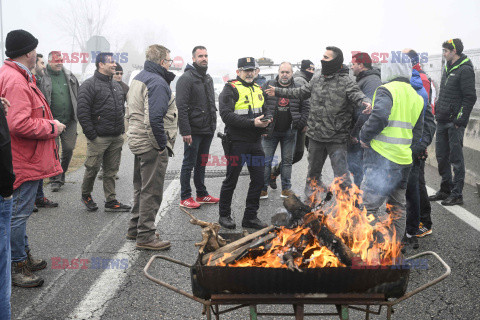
left=0, top=29, right=65, bottom=288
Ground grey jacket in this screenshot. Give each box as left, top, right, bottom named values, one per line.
left=40, top=67, right=79, bottom=121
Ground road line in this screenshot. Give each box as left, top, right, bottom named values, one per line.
left=17, top=213, right=130, bottom=319
left=155, top=178, right=181, bottom=226
left=68, top=179, right=180, bottom=320
left=427, top=186, right=480, bottom=232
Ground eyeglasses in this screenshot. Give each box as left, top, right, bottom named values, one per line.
left=163, top=59, right=173, bottom=66
left=448, top=39, right=456, bottom=50
left=115, top=72, right=123, bottom=75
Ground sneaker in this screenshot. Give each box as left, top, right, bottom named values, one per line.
left=416, top=225, right=432, bottom=237
left=180, top=197, right=201, bottom=209
left=281, top=189, right=295, bottom=198
left=50, top=182, right=61, bottom=192
left=269, top=175, right=278, bottom=190
left=428, top=192, right=449, bottom=201
left=35, top=197, right=59, bottom=208
left=441, top=196, right=463, bottom=206
left=219, top=216, right=236, bottom=229
left=242, top=217, right=268, bottom=230
left=82, top=194, right=98, bottom=211
left=105, top=200, right=131, bottom=212
left=11, top=260, right=44, bottom=288
left=136, top=239, right=171, bottom=251
left=196, top=195, right=219, bottom=204
left=33, top=205, right=38, bottom=213
left=401, top=234, right=419, bottom=253
left=260, top=190, right=268, bottom=199
left=26, top=250, right=47, bottom=271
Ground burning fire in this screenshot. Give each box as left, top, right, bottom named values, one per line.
left=215, top=177, right=402, bottom=268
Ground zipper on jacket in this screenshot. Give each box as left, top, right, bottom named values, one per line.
left=110, top=81, right=118, bottom=132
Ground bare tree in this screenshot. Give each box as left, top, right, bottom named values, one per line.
left=56, top=0, right=113, bottom=73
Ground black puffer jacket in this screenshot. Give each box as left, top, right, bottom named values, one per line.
left=435, top=54, right=477, bottom=127
left=77, top=71, right=125, bottom=140
left=263, top=77, right=310, bottom=135
left=176, top=64, right=216, bottom=136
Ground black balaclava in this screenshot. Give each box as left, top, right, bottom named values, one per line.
left=321, top=49, right=344, bottom=75
left=304, top=71, right=314, bottom=82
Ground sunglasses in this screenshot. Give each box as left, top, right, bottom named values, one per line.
left=115, top=72, right=123, bottom=75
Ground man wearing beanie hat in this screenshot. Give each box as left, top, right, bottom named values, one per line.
left=0, top=29, right=66, bottom=288
left=294, top=59, right=315, bottom=86
left=113, top=63, right=129, bottom=101
left=429, top=38, right=477, bottom=206
left=348, top=52, right=382, bottom=187
left=39, top=51, right=79, bottom=192
left=265, top=47, right=371, bottom=200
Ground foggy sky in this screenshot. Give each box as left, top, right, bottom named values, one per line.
left=2, top=0, right=480, bottom=77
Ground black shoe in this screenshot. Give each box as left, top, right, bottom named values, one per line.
left=82, top=194, right=98, bottom=211
left=441, top=196, right=463, bottom=206
left=51, top=182, right=61, bottom=192
left=219, top=216, right=236, bottom=229
left=105, top=200, right=131, bottom=212
left=33, top=205, right=38, bottom=213
left=35, top=197, right=59, bottom=208
left=242, top=217, right=268, bottom=230
left=428, top=192, right=449, bottom=201
left=401, top=234, right=419, bottom=253
left=269, top=174, right=278, bottom=190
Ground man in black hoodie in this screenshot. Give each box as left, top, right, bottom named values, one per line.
left=428, top=39, right=477, bottom=206
left=348, top=52, right=382, bottom=187
left=176, top=46, right=218, bottom=209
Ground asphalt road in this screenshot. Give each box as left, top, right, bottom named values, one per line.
left=10, top=117, right=480, bottom=320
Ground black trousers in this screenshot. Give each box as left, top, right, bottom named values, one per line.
left=418, top=159, right=432, bottom=229
left=219, top=140, right=264, bottom=220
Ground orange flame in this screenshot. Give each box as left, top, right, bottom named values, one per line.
left=215, top=177, right=401, bottom=268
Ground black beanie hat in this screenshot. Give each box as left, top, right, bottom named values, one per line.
left=5, top=29, right=39, bottom=58
left=115, top=63, right=123, bottom=72
left=301, top=59, right=314, bottom=71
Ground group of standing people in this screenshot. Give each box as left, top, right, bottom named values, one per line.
left=0, top=26, right=476, bottom=320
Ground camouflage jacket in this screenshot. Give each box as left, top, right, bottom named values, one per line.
left=276, top=68, right=370, bottom=143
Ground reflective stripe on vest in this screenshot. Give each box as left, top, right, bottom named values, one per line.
left=231, top=81, right=264, bottom=116
left=370, top=81, right=424, bottom=165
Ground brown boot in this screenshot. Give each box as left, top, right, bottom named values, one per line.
left=12, top=260, right=44, bottom=288
left=26, top=250, right=47, bottom=271
left=136, top=239, right=171, bottom=251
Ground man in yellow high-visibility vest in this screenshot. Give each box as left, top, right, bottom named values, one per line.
left=217, top=57, right=271, bottom=230
left=359, top=55, right=424, bottom=243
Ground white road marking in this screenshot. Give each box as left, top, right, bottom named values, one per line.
left=68, top=178, right=180, bottom=319
left=155, top=178, right=181, bottom=226
left=427, top=186, right=480, bottom=232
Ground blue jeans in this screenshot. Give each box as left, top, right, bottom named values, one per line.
left=347, top=142, right=364, bottom=187
left=262, top=129, right=297, bottom=191
left=35, top=179, right=44, bottom=200
left=11, top=180, right=40, bottom=262
left=180, top=134, right=214, bottom=200
left=0, top=197, right=12, bottom=320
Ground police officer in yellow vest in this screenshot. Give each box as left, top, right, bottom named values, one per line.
left=359, top=55, right=424, bottom=242
left=218, top=57, right=271, bottom=230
